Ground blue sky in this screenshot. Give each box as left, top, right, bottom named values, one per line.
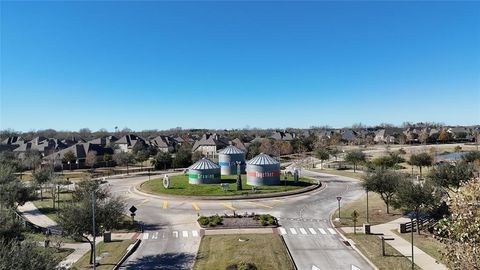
left=1, top=1, right=479, bottom=131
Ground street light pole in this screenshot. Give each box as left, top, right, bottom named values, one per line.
left=411, top=215, right=414, bottom=270
left=92, top=192, right=96, bottom=270
left=366, top=190, right=369, bottom=224
left=336, top=196, right=342, bottom=221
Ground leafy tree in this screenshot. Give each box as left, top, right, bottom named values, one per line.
left=246, top=141, right=261, bottom=159
left=192, top=151, right=203, bottom=162
left=151, top=152, right=172, bottom=170
left=438, top=130, right=452, bottom=143
left=0, top=164, right=33, bottom=209
left=397, top=148, right=407, bottom=155
left=328, top=147, right=341, bottom=161
left=103, top=153, right=111, bottom=167
left=362, top=169, right=402, bottom=214
left=62, top=150, right=76, bottom=171
left=462, top=151, right=480, bottom=163
left=435, top=177, right=480, bottom=269
left=0, top=240, right=60, bottom=270
left=0, top=210, right=24, bottom=242
left=453, top=146, right=462, bottom=152
left=428, top=161, right=473, bottom=195
left=23, top=150, right=42, bottom=173
left=85, top=150, right=98, bottom=171
left=135, top=150, right=150, bottom=169
left=113, top=152, right=134, bottom=174
left=32, top=166, right=54, bottom=201
left=409, top=153, right=433, bottom=177
left=394, top=179, right=437, bottom=234
left=314, top=148, right=329, bottom=169
left=58, top=181, right=125, bottom=265
left=172, top=149, right=192, bottom=168
left=345, top=150, right=366, bottom=172
left=371, top=152, right=405, bottom=170
left=0, top=152, right=20, bottom=172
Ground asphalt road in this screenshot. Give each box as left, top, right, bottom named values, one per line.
left=107, top=170, right=372, bottom=270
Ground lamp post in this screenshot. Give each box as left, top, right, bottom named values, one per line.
left=336, top=196, right=342, bottom=221
left=410, top=214, right=414, bottom=270
left=92, top=191, right=96, bottom=270
left=366, top=190, right=370, bottom=224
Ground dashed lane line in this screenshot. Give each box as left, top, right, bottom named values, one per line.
left=248, top=201, right=273, bottom=209
left=192, top=202, right=200, bottom=211
left=220, top=203, right=236, bottom=211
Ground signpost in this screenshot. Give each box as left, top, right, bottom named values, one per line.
left=129, top=205, right=137, bottom=224
left=336, top=196, right=342, bottom=221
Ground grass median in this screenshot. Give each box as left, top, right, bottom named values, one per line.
left=347, top=233, right=420, bottom=270
left=193, top=234, right=294, bottom=270
left=72, top=239, right=135, bottom=270
left=141, top=174, right=314, bottom=196
left=333, top=192, right=403, bottom=227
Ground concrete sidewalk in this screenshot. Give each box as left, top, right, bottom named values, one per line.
left=342, top=218, right=447, bottom=270
left=17, top=201, right=60, bottom=229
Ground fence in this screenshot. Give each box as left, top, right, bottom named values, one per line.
left=399, top=218, right=435, bottom=233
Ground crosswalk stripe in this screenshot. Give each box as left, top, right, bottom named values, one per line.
left=279, top=228, right=287, bottom=235
left=142, top=233, right=149, bottom=239
left=192, top=230, right=199, bottom=237
left=152, top=232, right=158, bottom=239
left=173, top=231, right=178, bottom=238
left=182, top=231, right=188, bottom=237
left=299, top=228, right=307, bottom=235
left=289, top=228, right=297, bottom=235
left=191, top=202, right=200, bottom=211
left=308, top=228, right=317, bottom=234
left=327, top=228, right=337, bottom=235
left=248, top=201, right=273, bottom=209
left=220, top=203, right=236, bottom=210
left=318, top=228, right=327, bottom=235
left=163, top=200, right=168, bottom=209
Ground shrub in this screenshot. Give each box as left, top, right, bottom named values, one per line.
left=198, top=215, right=223, bottom=227
left=197, top=216, right=209, bottom=226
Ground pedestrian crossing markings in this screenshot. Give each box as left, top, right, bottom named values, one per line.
left=279, top=227, right=337, bottom=236
left=142, top=230, right=200, bottom=240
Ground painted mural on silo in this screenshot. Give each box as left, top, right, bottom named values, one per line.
left=218, top=145, right=246, bottom=175
left=246, top=153, right=280, bottom=186
left=187, top=157, right=221, bottom=184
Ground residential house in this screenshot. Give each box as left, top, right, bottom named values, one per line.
left=191, top=133, right=229, bottom=158
left=270, top=131, right=296, bottom=141
left=150, top=135, right=175, bottom=153
left=114, top=134, right=148, bottom=153
left=44, top=142, right=113, bottom=169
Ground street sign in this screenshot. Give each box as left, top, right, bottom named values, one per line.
left=336, top=196, right=342, bottom=201
left=129, top=205, right=137, bottom=214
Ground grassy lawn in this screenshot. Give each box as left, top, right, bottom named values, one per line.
left=72, top=239, right=135, bottom=270
left=25, top=232, right=77, bottom=244
left=193, top=234, right=294, bottom=270
left=32, top=191, right=74, bottom=222
left=392, top=230, right=445, bottom=265
left=333, top=193, right=403, bottom=227
left=141, top=174, right=314, bottom=196
left=347, top=233, right=420, bottom=270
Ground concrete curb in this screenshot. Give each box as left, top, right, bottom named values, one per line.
left=279, top=233, right=298, bottom=270
left=329, top=208, right=379, bottom=270
left=113, top=239, right=141, bottom=270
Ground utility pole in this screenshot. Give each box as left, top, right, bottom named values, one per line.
left=92, top=192, right=96, bottom=270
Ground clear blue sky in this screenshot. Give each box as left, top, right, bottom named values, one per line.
left=1, top=1, right=479, bottom=131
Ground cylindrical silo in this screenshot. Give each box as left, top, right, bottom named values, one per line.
left=246, top=153, right=280, bottom=186
left=218, top=145, right=246, bottom=175
left=187, top=158, right=221, bottom=184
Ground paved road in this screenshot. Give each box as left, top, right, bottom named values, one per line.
left=107, top=171, right=372, bottom=270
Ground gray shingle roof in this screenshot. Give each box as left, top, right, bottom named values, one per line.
left=188, top=157, right=220, bottom=170
left=247, top=153, right=279, bottom=165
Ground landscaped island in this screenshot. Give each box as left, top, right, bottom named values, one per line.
left=140, top=174, right=314, bottom=196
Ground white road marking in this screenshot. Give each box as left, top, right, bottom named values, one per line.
left=312, top=265, right=321, bottom=270
left=192, top=230, right=199, bottom=237
left=318, top=228, right=327, bottom=235
left=173, top=231, right=178, bottom=238
left=162, top=233, right=165, bottom=238
left=351, top=265, right=360, bottom=270
left=327, top=228, right=337, bottom=235
left=182, top=231, right=188, bottom=237
left=279, top=228, right=287, bottom=235
left=289, top=228, right=298, bottom=235
left=152, top=232, right=158, bottom=239
left=299, top=228, right=307, bottom=235
left=142, top=233, right=149, bottom=240
left=308, top=228, right=317, bottom=235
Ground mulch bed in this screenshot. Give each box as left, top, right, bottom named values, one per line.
left=200, top=213, right=278, bottom=229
